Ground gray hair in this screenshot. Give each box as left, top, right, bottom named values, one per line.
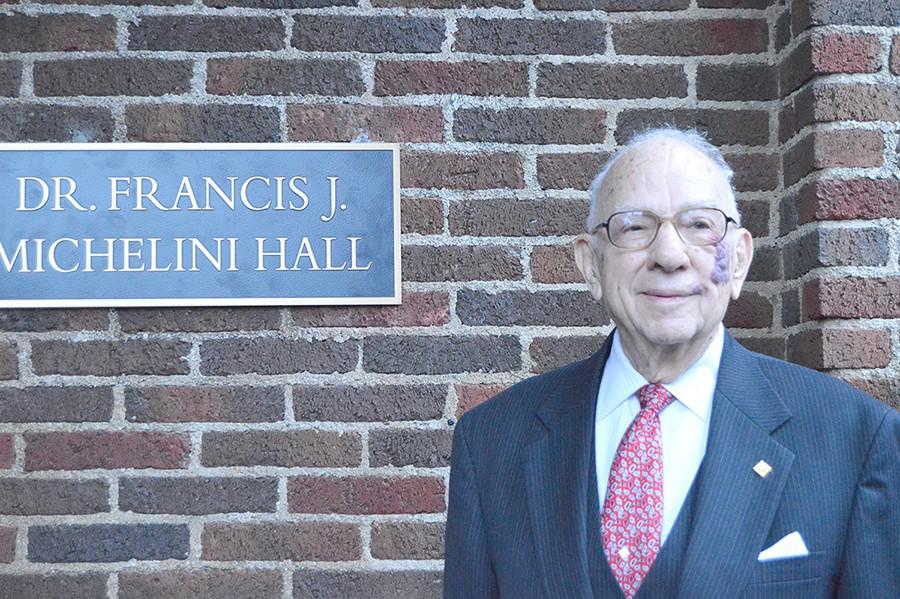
left=586, top=127, right=740, bottom=232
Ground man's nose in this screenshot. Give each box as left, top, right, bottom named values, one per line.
left=647, top=221, right=690, bottom=271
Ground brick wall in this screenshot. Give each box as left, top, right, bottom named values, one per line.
left=0, top=0, right=897, bottom=597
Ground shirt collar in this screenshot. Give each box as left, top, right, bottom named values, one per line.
left=597, top=324, right=724, bottom=421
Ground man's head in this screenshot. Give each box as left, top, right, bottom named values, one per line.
left=574, top=128, right=753, bottom=356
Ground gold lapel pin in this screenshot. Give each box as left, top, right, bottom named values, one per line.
left=753, top=460, right=773, bottom=478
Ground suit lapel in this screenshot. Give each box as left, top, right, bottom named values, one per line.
left=523, top=337, right=612, bottom=599
left=677, top=333, right=795, bottom=599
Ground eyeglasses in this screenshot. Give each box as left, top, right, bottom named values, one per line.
left=591, top=208, right=737, bottom=250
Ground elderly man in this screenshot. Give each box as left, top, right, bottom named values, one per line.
left=443, top=128, right=899, bottom=599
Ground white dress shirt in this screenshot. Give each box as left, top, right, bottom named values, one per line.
left=595, top=324, right=723, bottom=543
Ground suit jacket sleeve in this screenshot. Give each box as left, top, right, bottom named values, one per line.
left=836, top=407, right=900, bottom=597
left=444, top=416, right=499, bottom=599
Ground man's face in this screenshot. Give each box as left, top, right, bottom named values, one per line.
left=576, top=138, right=753, bottom=352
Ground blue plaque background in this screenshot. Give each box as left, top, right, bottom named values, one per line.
left=0, top=143, right=400, bottom=307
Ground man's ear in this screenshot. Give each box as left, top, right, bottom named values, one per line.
left=729, top=228, right=754, bottom=300
left=574, top=234, right=604, bottom=302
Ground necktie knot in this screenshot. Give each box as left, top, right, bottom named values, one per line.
left=638, top=383, right=675, bottom=416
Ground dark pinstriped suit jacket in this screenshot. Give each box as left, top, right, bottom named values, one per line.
left=444, top=331, right=900, bottom=598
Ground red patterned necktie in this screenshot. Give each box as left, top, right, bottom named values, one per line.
left=601, top=383, right=675, bottom=598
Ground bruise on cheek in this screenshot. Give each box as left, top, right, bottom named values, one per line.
left=711, top=240, right=730, bottom=285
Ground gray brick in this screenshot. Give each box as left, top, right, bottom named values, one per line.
left=613, top=19, right=768, bottom=55
left=808, top=0, right=900, bottom=26
left=457, top=290, right=608, bottom=327
left=129, top=16, right=283, bottom=51
left=0, top=309, right=108, bottom=332
left=0, top=479, right=109, bottom=515
left=402, top=245, right=522, bottom=282
left=784, top=228, right=890, bottom=279
left=696, top=63, right=778, bottom=101
left=454, top=107, right=605, bottom=144
left=120, top=570, right=282, bottom=599
left=119, top=477, right=277, bottom=514
left=0, top=105, right=113, bottom=142
left=449, top=198, right=587, bottom=236
left=118, top=307, right=280, bottom=333
left=34, top=59, right=191, bottom=97
left=0, top=15, right=115, bottom=51
left=200, top=338, right=356, bottom=375
left=371, top=522, right=445, bottom=560
left=0, top=61, right=21, bottom=97
left=293, top=385, right=446, bottom=421
left=363, top=335, right=521, bottom=374
left=293, top=15, right=444, bottom=53
left=126, top=104, right=279, bottom=142
left=207, top=0, right=354, bottom=6
left=454, top=18, right=605, bottom=55
left=369, top=428, right=452, bottom=467
left=207, top=58, right=364, bottom=96
left=202, top=522, right=360, bottom=561
left=538, top=63, right=687, bottom=99
left=0, top=342, right=16, bottom=380
left=401, top=152, right=524, bottom=190
left=530, top=336, right=606, bottom=373
left=726, top=153, right=779, bottom=192
left=31, top=340, right=190, bottom=376
left=294, top=570, right=443, bottom=599
left=126, top=386, right=284, bottom=423
left=201, top=430, right=361, bottom=467
left=616, top=108, right=769, bottom=146
left=0, top=575, right=108, bottom=599
left=537, top=152, right=611, bottom=191
left=28, top=524, right=189, bottom=562
left=375, top=60, right=528, bottom=96
left=0, top=527, right=13, bottom=562
left=0, top=387, right=113, bottom=423
left=535, top=0, right=688, bottom=8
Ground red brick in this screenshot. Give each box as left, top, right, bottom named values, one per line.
left=31, top=339, right=190, bottom=376
left=454, top=107, right=605, bottom=144
left=371, top=521, right=444, bottom=560
left=809, top=82, right=900, bottom=123
left=723, top=292, right=773, bottom=328
left=205, top=0, right=350, bottom=5
left=292, top=291, right=449, bottom=327
left=288, top=105, right=443, bottom=142
left=293, top=15, right=444, bottom=53
left=727, top=153, right=779, bottom=192
left=0, top=527, right=14, bottom=563
left=798, top=178, right=900, bottom=223
left=454, top=18, right=605, bottom=56
left=374, top=0, right=519, bottom=6
left=0, top=435, right=12, bottom=469
left=0, top=14, right=115, bottom=51
left=457, top=290, right=607, bottom=327
left=537, top=63, right=687, bottom=99
left=0, top=309, right=108, bottom=332
left=129, top=16, right=283, bottom=51
left=126, top=104, right=279, bottom=142
left=613, top=19, right=768, bottom=56
left=892, top=36, right=900, bottom=75
left=811, top=32, right=881, bottom=74
left=119, top=570, right=281, bottom=599
left=402, top=152, right=524, bottom=190
left=25, top=432, right=189, bottom=471
left=449, top=198, right=587, bottom=236
left=788, top=328, right=891, bottom=370
left=202, top=522, right=360, bottom=561
left=401, top=197, right=443, bottom=235
left=125, top=386, right=284, bottom=423
left=118, top=307, right=280, bottom=333
left=364, top=335, right=520, bottom=375
left=0, top=575, right=107, bottom=599
left=804, top=278, right=900, bottom=320
left=531, top=245, right=580, bottom=284
left=375, top=61, right=528, bottom=96
left=0, top=342, right=16, bottom=380
left=402, top=245, right=522, bottom=282
left=537, top=152, right=610, bottom=191
left=207, top=58, right=363, bottom=96
left=34, top=59, right=191, bottom=97
left=784, top=131, right=884, bottom=187
left=844, top=378, right=900, bottom=409
left=455, top=384, right=507, bottom=417
left=288, top=476, right=445, bottom=514
left=536, top=0, right=688, bottom=8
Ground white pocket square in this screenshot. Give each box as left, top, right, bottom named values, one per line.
left=757, top=531, right=809, bottom=562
